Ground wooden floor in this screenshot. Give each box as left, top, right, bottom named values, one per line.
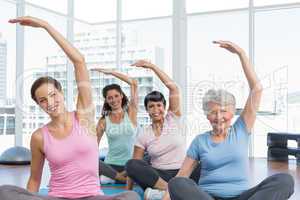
left=0, top=158, right=299, bottom=199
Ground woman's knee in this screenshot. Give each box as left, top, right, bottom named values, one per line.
left=168, top=177, right=193, bottom=192
left=0, top=185, right=24, bottom=199
left=0, top=185, right=20, bottom=192
left=269, top=173, right=294, bottom=192
left=125, top=159, right=144, bottom=176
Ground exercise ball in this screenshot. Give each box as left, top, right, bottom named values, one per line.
left=0, top=146, right=31, bottom=165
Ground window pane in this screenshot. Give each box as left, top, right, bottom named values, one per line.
left=254, top=0, right=300, bottom=7
left=0, top=117, right=4, bottom=134
left=0, top=0, right=16, bottom=153
left=74, top=21, right=116, bottom=149
left=75, top=0, right=116, bottom=23
left=187, top=11, right=249, bottom=145
left=121, top=19, right=172, bottom=126
left=122, top=0, right=172, bottom=20
left=254, top=8, right=300, bottom=157
left=23, top=5, right=68, bottom=148
left=187, top=0, right=248, bottom=14
left=25, top=0, right=67, bottom=14
left=6, top=116, right=15, bottom=135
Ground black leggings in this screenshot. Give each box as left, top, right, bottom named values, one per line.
left=99, top=160, right=125, bottom=183
left=125, top=159, right=201, bottom=190
left=168, top=173, right=294, bottom=200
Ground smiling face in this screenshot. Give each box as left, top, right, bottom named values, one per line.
left=146, top=101, right=166, bottom=123
left=206, top=102, right=235, bottom=135
left=105, top=89, right=123, bottom=111
left=34, top=83, right=65, bottom=117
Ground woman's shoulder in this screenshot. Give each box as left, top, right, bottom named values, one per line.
left=192, top=131, right=210, bottom=142
left=30, top=128, right=44, bottom=151
left=32, top=128, right=43, bottom=139
left=136, top=125, right=152, bottom=137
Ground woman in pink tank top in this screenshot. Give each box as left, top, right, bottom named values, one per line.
left=0, top=16, right=139, bottom=200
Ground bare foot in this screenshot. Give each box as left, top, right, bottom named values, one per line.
left=115, top=171, right=127, bottom=183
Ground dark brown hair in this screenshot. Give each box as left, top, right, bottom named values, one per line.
left=31, top=76, right=62, bottom=103
left=101, top=84, right=128, bottom=118
left=144, top=90, right=166, bottom=110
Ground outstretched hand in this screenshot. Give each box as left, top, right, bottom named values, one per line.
left=90, top=68, right=113, bottom=75
left=130, top=59, right=154, bottom=69
left=9, top=16, right=48, bottom=28
left=213, top=40, right=244, bottom=55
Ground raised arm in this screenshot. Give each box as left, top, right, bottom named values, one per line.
left=27, top=130, right=45, bottom=193
left=9, top=16, right=93, bottom=114
left=91, top=68, right=138, bottom=125
left=131, top=60, right=181, bottom=116
left=214, top=40, right=263, bottom=132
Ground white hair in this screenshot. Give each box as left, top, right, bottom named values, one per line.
left=202, top=89, right=236, bottom=114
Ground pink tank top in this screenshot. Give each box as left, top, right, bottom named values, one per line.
left=42, top=112, right=102, bottom=198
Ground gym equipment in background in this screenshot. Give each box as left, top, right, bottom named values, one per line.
left=0, top=146, right=31, bottom=165
left=267, top=132, right=300, bottom=165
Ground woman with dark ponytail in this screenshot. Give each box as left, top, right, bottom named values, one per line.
left=91, top=68, right=138, bottom=183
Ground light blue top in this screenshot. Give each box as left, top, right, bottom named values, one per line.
left=187, top=116, right=250, bottom=198
left=104, top=111, right=137, bottom=166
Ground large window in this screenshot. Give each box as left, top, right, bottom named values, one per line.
left=254, top=0, right=300, bottom=7
left=187, top=0, right=248, bottom=13
left=121, top=19, right=172, bottom=126
left=75, top=0, right=116, bottom=23
left=187, top=11, right=249, bottom=145
left=0, top=0, right=16, bottom=154
left=22, top=4, right=68, bottom=148
left=122, top=0, right=172, bottom=20
left=1, top=1, right=300, bottom=158
left=253, top=7, right=300, bottom=157
left=25, top=0, right=68, bottom=14
left=74, top=21, right=116, bottom=149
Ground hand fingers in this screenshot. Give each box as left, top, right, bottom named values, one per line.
left=213, top=40, right=232, bottom=45
left=90, top=69, right=105, bottom=73
left=8, top=19, right=21, bottom=23
left=130, top=62, right=140, bottom=66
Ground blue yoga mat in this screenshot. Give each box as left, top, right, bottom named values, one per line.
left=39, top=187, right=144, bottom=199
left=39, top=188, right=126, bottom=196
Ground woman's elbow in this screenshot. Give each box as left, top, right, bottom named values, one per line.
left=252, top=82, right=263, bottom=94
left=74, top=54, right=86, bottom=66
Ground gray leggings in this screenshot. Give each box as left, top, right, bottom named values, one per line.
left=0, top=185, right=140, bottom=200
left=99, top=160, right=125, bottom=182
left=168, top=173, right=294, bottom=200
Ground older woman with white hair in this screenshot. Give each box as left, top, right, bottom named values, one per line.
left=162, top=41, right=294, bottom=200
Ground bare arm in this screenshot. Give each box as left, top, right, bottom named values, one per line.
left=91, top=68, right=138, bottom=125
left=27, top=130, right=45, bottom=192
left=9, top=16, right=93, bottom=115
left=96, top=118, right=106, bottom=145
left=131, top=60, right=181, bottom=116
left=162, top=156, right=198, bottom=200
left=126, top=146, right=145, bottom=190
left=214, top=41, right=263, bottom=132
left=176, top=156, right=199, bottom=177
